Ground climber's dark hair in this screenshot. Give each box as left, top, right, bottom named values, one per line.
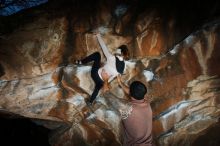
left=130, top=81, right=147, bottom=100
left=118, top=45, right=129, bottom=60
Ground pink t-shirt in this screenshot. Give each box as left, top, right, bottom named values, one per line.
left=122, top=99, right=153, bottom=146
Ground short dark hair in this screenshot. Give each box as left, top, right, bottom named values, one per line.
left=118, top=45, right=129, bottom=60
left=130, top=81, right=147, bottom=100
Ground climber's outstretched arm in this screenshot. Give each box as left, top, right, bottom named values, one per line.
left=96, top=33, right=113, bottom=59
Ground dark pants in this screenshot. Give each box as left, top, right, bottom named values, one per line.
left=81, top=52, right=104, bottom=103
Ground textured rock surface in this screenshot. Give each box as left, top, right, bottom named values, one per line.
left=0, top=1, right=220, bottom=146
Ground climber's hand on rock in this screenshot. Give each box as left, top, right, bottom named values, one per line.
left=92, top=29, right=100, bottom=36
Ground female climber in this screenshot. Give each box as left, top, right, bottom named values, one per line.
left=75, top=33, right=129, bottom=106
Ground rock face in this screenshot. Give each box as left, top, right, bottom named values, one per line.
left=0, top=0, right=220, bottom=146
